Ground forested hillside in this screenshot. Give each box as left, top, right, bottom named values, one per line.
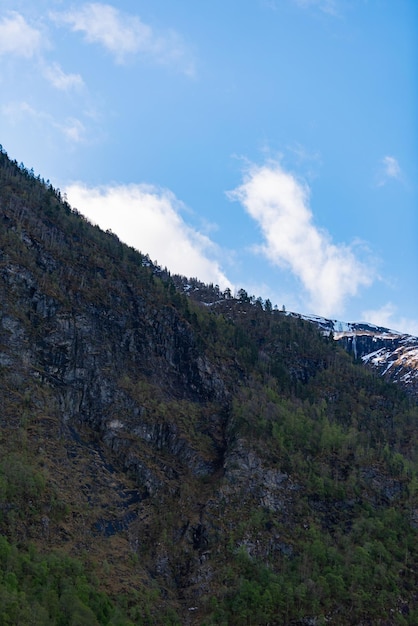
left=1, top=147, right=417, bottom=625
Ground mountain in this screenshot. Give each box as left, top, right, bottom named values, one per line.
left=1, top=147, right=418, bottom=625
left=294, top=314, right=418, bottom=401
left=170, top=279, right=418, bottom=402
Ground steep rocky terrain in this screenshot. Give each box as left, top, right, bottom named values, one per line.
left=295, top=315, right=418, bottom=401
left=172, top=280, right=418, bottom=402
left=1, top=148, right=418, bottom=625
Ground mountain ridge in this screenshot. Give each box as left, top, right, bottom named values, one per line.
left=169, top=272, right=418, bottom=401
left=292, top=314, right=418, bottom=401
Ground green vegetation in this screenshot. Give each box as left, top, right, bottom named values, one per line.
left=0, top=535, right=185, bottom=625
left=1, top=147, right=418, bottom=623
left=0, top=535, right=116, bottom=626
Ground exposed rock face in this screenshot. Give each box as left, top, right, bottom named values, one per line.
left=222, top=439, right=297, bottom=514
left=299, top=314, right=418, bottom=400
left=335, top=329, right=418, bottom=400
left=0, top=204, right=231, bottom=504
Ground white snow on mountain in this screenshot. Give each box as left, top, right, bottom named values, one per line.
left=296, top=312, right=418, bottom=400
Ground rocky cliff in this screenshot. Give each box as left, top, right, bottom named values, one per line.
left=297, top=314, right=418, bottom=401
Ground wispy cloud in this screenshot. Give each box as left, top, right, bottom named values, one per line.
left=362, top=303, right=418, bottom=337
left=58, top=118, right=87, bottom=143
left=51, top=3, right=195, bottom=74
left=0, top=11, right=44, bottom=58
left=375, top=155, right=403, bottom=187
left=2, top=101, right=87, bottom=144
left=64, top=183, right=232, bottom=289
left=1, top=101, right=49, bottom=126
left=0, top=11, right=85, bottom=93
left=228, top=161, right=375, bottom=317
left=292, top=0, right=340, bottom=16
left=42, top=62, right=84, bottom=91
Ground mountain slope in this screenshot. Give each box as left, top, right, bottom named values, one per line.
left=1, top=148, right=418, bottom=625
left=171, top=276, right=418, bottom=402
left=298, top=314, right=418, bottom=400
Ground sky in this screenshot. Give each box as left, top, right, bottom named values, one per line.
left=1, top=0, right=417, bottom=334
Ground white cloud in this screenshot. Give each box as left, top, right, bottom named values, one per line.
left=42, top=62, right=84, bottom=91
left=64, top=183, right=232, bottom=289
left=376, top=155, right=402, bottom=187
left=51, top=3, right=195, bottom=74
left=0, top=11, right=43, bottom=58
left=228, top=161, right=375, bottom=317
left=383, top=156, right=401, bottom=178
left=362, top=303, right=418, bottom=337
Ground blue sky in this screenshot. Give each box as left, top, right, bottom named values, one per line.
left=1, top=0, right=417, bottom=334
